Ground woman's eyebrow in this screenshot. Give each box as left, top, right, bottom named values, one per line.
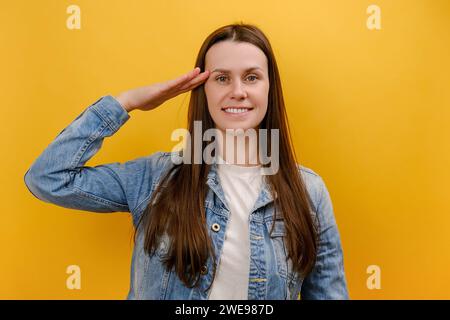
left=210, top=67, right=263, bottom=74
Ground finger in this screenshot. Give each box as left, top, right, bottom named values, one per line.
left=182, top=73, right=209, bottom=90
left=165, top=67, right=201, bottom=90
left=179, top=70, right=210, bottom=91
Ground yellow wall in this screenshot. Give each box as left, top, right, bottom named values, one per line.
left=2, top=0, right=449, bottom=299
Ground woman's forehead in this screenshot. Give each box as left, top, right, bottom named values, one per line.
left=205, top=41, right=268, bottom=71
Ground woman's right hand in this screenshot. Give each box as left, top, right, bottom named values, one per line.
left=115, top=67, right=210, bottom=112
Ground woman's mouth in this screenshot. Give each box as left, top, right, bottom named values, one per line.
left=221, top=106, right=254, bottom=116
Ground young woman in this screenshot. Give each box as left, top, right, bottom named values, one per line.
left=24, top=23, right=349, bottom=300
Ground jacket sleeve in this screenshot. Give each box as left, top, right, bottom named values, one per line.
left=300, top=176, right=349, bottom=299
left=24, top=95, right=160, bottom=214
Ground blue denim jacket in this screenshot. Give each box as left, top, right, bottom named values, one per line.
left=24, top=95, right=349, bottom=300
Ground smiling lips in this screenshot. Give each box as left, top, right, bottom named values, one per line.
left=221, top=106, right=254, bottom=114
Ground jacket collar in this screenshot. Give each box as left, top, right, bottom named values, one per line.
left=206, top=161, right=277, bottom=214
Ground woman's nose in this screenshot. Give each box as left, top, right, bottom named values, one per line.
left=230, top=81, right=248, bottom=99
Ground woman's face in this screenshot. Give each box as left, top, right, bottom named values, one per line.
left=204, top=40, right=270, bottom=133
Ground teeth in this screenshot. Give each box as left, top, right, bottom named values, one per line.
left=224, top=108, right=249, bottom=114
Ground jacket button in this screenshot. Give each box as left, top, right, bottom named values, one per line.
left=211, top=223, right=221, bottom=232
left=200, top=265, right=208, bottom=275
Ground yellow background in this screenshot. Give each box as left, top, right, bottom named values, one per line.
left=1, top=0, right=449, bottom=299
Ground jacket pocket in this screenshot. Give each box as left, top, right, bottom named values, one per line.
left=265, top=220, right=297, bottom=285
left=266, top=220, right=288, bottom=279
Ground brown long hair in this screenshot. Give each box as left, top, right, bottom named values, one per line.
left=135, top=22, right=318, bottom=289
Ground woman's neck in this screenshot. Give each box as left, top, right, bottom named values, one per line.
left=216, top=128, right=261, bottom=167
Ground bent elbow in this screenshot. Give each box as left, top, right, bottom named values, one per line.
left=24, top=167, right=66, bottom=204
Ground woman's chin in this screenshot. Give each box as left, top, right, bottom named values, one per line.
left=217, top=122, right=257, bottom=132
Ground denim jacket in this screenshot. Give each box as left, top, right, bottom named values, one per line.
left=24, top=95, right=349, bottom=300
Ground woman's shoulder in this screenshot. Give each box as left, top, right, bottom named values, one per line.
left=148, top=150, right=176, bottom=165
left=118, top=151, right=175, bottom=192
left=140, top=150, right=179, bottom=167
left=296, top=164, right=330, bottom=214
left=297, top=164, right=320, bottom=178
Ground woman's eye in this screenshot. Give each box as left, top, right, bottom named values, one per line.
left=216, top=75, right=258, bottom=83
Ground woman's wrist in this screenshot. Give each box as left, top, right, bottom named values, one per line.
left=115, top=94, right=133, bottom=113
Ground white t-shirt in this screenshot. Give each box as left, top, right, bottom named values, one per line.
left=208, top=154, right=263, bottom=300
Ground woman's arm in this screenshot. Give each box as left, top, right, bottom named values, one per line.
left=300, top=176, right=350, bottom=299
left=24, top=67, right=210, bottom=215
left=24, top=95, right=148, bottom=213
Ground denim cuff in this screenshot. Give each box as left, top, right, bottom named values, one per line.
left=90, top=95, right=131, bottom=132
